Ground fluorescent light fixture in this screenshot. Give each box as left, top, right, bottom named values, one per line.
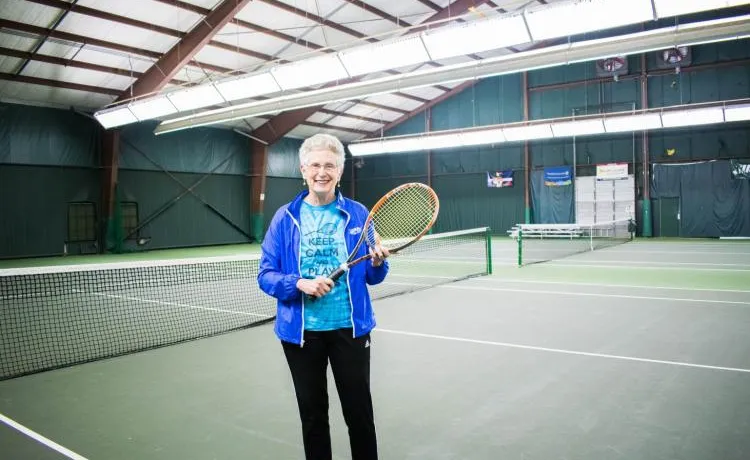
left=153, top=14, right=750, bottom=135
left=167, top=85, right=225, bottom=111
left=215, top=72, right=281, bottom=101
left=661, top=107, right=725, bottom=127
left=271, top=54, right=349, bottom=91
left=94, top=106, right=137, bottom=129
left=524, top=0, right=655, bottom=41
left=339, top=36, right=430, bottom=77
left=460, top=128, right=506, bottom=146
left=653, top=0, right=750, bottom=19
left=551, top=118, right=605, bottom=137
left=348, top=140, right=384, bottom=156
left=421, top=14, right=530, bottom=61
left=128, top=96, right=177, bottom=121
left=502, top=124, right=553, bottom=141
left=381, top=137, right=426, bottom=153
left=724, top=103, right=750, bottom=122
left=604, top=113, right=663, bottom=132
left=421, top=133, right=463, bottom=150
left=347, top=99, right=750, bottom=156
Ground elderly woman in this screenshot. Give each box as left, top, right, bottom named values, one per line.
left=258, top=133, right=389, bottom=460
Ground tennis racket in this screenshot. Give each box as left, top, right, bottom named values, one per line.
left=329, top=182, right=439, bottom=281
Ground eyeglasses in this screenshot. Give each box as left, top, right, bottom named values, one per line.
left=305, top=162, right=339, bottom=172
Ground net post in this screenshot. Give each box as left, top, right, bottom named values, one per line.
left=517, top=227, right=523, bottom=267
left=485, top=227, right=493, bottom=275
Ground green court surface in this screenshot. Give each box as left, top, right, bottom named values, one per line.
left=1, top=237, right=749, bottom=459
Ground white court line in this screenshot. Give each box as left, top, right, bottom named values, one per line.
left=475, top=278, right=750, bottom=294
left=377, top=329, right=750, bottom=374
left=551, top=260, right=750, bottom=267
left=436, top=285, right=750, bottom=306
left=534, top=263, right=750, bottom=272
left=72, top=290, right=272, bottom=319
left=0, top=413, right=88, bottom=460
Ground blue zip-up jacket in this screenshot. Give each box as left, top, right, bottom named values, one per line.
left=257, top=190, right=389, bottom=345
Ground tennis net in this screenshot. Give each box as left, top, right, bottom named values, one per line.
left=0, top=227, right=491, bottom=380
left=512, top=219, right=633, bottom=266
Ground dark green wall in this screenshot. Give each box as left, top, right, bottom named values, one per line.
left=370, top=39, right=750, bottom=233
left=0, top=103, right=259, bottom=258
left=0, top=165, right=100, bottom=258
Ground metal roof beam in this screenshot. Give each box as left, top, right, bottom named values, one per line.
left=119, top=0, right=252, bottom=101
left=0, top=19, right=229, bottom=74
left=249, top=0, right=486, bottom=145
left=0, top=72, right=121, bottom=96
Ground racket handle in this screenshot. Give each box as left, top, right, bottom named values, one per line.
left=329, top=266, right=347, bottom=281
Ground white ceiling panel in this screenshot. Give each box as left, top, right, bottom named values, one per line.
left=306, top=111, right=335, bottom=123
left=76, top=0, right=203, bottom=32
left=328, top=117, right=382, bottom=132
left=365, top=93, right=423, bottom=111
left=193, top=44, right=266, bottom=74
left=62, top=46, right=155, bottom=74
left=290, top=26, right=360, bottom=51
left=0, top=31, right=39, bottom=52
left=19, top=61, right=135, bottom=90
left=326, top=4, right=400, bottom=40
left=400, top=86, right=445, bottom=100
left=341, top=103, right=403, bottom=121
left=2, top=0, right=63, bottom=28
left=178, top=0, right=221, bottom=8
left=360, top=0, right=433, bottom=23
left=237, top=2, right=320, bottom=37
left=267, top=0, right=349, bottom=19
left=267, top=43, right=327, bottom=64
left=57, top=12, right=179, bottom=54
left=287, top=124, right=360, bottom=142
left=170, top=66, right=220, bottom=86
left=0, top=56, right=23, bottom=73
left=0, top=80, right=115, bottom=109
left=212, top=23, right=292, bottom=62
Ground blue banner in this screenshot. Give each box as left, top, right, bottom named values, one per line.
left=487, top=170, right=513, bottom=188
left=544, top=166, right=572, bottom=186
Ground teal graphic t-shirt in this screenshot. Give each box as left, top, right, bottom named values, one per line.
left=300, top=201, right=352, bottom=331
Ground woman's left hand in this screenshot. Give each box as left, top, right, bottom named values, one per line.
left=369, top=244, right=390, bottom=267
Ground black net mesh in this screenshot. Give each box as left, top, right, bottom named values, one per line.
left=1, top=228, right=490, bottom=380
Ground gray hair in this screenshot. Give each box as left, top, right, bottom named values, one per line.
left=299, top=133, right=346, bottom=167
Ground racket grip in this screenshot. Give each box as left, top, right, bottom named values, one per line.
left=329, top=264, right=348, bottom=281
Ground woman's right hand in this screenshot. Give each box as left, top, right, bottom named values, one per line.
left=297, top=277, right=335, bottom=298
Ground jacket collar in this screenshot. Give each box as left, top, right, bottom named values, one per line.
left=288, top=189, right=346, bottom=219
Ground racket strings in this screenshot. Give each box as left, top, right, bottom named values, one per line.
left=369, top=185, right=438, bottom=249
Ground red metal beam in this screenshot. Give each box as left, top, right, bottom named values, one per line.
left=153, top=0, right=325, bottom=50
left=251, top=0, right=486, bottom=145
left=0, top=72, right=122, bottom=95
left=0, top=46, right=186, bottom=86
left=370, top=80, right=476, bottom=136
left=119, top=0, right=252, bottom=101
left=0, top=19, right=230, bottom=74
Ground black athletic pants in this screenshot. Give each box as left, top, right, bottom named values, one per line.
left=281, top=328, right=377, bottom=460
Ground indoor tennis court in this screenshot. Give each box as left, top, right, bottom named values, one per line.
left=1, top=239, right=749, bottom=459
left=3, top=0, right=750, bottom=459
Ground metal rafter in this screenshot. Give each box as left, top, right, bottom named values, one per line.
left=152, top=0, right=325, bottom=50
left=0, top=46, right=187, bottom=86
left=0, top=72, right=122, bottom=96
left=0, top=46, right=381, bottom=125
left=0, top=19, right=228, bottom=74
left=119, top=0, right=253, bottom=101
left=15, top=0, right=76, bottom=76
left=251, top=0, right=489, bottom=145
left=366, top=38, right=556, bottom=138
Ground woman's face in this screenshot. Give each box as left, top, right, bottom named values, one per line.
left=301, top=148, right=341, bottom=199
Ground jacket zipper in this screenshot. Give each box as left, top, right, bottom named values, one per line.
left=338, top=205, right=356, bottom=338
left=286, top=209, right=305, bottom=347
